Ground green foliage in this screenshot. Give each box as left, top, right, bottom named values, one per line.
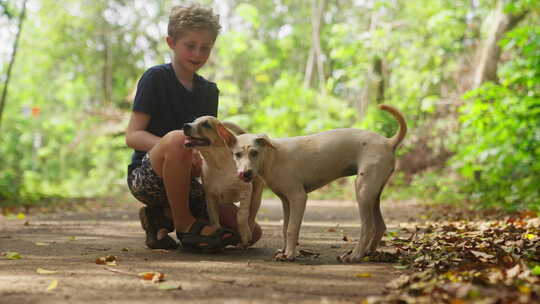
left=0, top=0, right=147, bottom=205
left=0, top=113, right=127, bottom=206
left=388, top=170, right=468, bottom=205
left=252, top=73, right=357, bottom=137
left=1, top=0, right=539, bottom=211
left=453, top=25, right=540, bottom=210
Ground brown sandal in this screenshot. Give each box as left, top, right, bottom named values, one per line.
left=139, top=207, right=178, bottom=250
left=176, top=220, right=234, bottom=253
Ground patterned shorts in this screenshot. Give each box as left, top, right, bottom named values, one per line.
left=127, top=153, right=208, bottom=219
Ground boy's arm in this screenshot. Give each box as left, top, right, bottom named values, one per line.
left=125, top=111, right=160, bottom=152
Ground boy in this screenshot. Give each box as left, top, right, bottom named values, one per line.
left=126, top=5, right=261, bottom=252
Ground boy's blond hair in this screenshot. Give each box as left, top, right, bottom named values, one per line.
left=168, top=4, right=221, bottom=41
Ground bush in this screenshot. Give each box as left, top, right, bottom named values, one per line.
left=452, top=26, right=540, bottom=210
left=0, top=114, right=128, bottom=207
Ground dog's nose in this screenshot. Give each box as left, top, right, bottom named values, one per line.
left=243, top=170, right=253, bottom=180
left=182, top=124, right=192, bottom=134
left=238, top=170, right=253, bottom=182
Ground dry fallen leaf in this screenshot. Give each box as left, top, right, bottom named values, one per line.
left=158, top=283, right=182, bottom=291
left=342, top=235, right=353, bottom=242
left=387, top=274, right=410, bottom=289
left=506, top=264, right=521, bottom=279
left=518, top=285, right=531, bottom=294
left=355, top=272, right=372, bottom=278
left=37, top=268, right=58, bottom=274
left=139, top=272, right=165, bottom=282
left=470, top=250, right=494, bottom=260
left=95, top=255, right=118, bottom=266
left=327, top=228, right=337, bottom=232
left=35, top=242, right=50, bottom=246
left=4, top=252, right=22, bottom=260
left=46, top=280, right=58, bottom=292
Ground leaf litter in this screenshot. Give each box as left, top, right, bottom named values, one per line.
left=365, top=209, right=540, bottom=303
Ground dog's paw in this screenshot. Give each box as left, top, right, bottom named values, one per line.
left=236, top=243, right=249, bottom=250
left=337, top=250, right=363, bottom=263
left=240, top=237, right=251, bottom=248
left=273, top=249, right=296, bottom=262
left=272, top=249, right=284, bottom=259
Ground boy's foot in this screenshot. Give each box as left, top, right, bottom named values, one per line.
left=139, top=207, right=179, bottom=250
left=176, top=220, right=238, bottom=253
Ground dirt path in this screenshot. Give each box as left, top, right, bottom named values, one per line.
left=0, top=198, right=421, bottom=304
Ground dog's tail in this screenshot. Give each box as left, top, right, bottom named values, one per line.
left=379, top=104, right=407, bottom=150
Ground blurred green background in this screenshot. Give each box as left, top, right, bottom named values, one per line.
left=1, top=0, right=539, bottom=211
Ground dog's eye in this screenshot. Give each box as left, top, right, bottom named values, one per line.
left=202, top=121, right=212, bottom=129
left=234, top=152, right=242, bottom=159
left=249, top=150, right=258, bottom=158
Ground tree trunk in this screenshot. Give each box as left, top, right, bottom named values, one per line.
left=102, top=16, right=113, bottom=104
left=357, top=7, right=386, bottom=119
left=0, top=0, right=28, bottom=130
left=473, top=0, right=528, bottom=88
left=304, top=0, right=326, bottom=93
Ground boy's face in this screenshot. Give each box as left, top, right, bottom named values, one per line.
left=167, top=29, right=215, bottom=74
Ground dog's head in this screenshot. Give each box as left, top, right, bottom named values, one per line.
left=183, top=116, right=239, bottom=149
left=225, top=133, right=275, bottom=183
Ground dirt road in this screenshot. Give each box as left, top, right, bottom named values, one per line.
left=0, top=198, right=420, bottom=304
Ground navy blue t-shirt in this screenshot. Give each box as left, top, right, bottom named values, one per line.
left=129, top=63, right=219, bottom=167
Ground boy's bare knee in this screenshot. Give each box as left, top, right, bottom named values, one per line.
left=162, top=131, right=192, bottom=160
left=163, top=130, right=186, bottom=146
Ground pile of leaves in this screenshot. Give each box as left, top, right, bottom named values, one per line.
left=367, top=211, right=540, bottom=303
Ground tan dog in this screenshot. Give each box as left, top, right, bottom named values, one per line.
left=183, top=116, right=264, bottom=248
left=220, top=105, right=406, bottom=262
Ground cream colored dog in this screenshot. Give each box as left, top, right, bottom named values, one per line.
left=183, top=116, right=264, bottom=248
left=220, top=104, right=407, bottom=262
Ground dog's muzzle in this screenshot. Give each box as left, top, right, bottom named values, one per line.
left=183, top=124, right=210, bottom=147
left=238, top=170, right=253, bottom=183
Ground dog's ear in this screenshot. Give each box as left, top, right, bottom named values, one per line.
left=216, top=122, right=237, bottom=148
left=221, top=121, right=246, bottom=135
left=254, top=134, right=275, bottom=149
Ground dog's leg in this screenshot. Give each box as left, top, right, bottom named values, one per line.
left=273, top=195, right=290, bottom=259
left=237, top=187, right=253, bottom=248
left=339, top=164, right=391, bottom=263
left=275, top=192, right=307, bottom=262
left=368, top=167, right=394, bottom=254
left=248, top=178, right=264, bottom=227
left=368, top=191, right=386, bottom=254
left=206, top=194, right=221, bottom=228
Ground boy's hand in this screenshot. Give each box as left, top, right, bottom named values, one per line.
left=191, top=151, right=203, bottom=177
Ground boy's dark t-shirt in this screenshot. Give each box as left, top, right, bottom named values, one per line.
left=129, top=63, right=219, bottom=168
